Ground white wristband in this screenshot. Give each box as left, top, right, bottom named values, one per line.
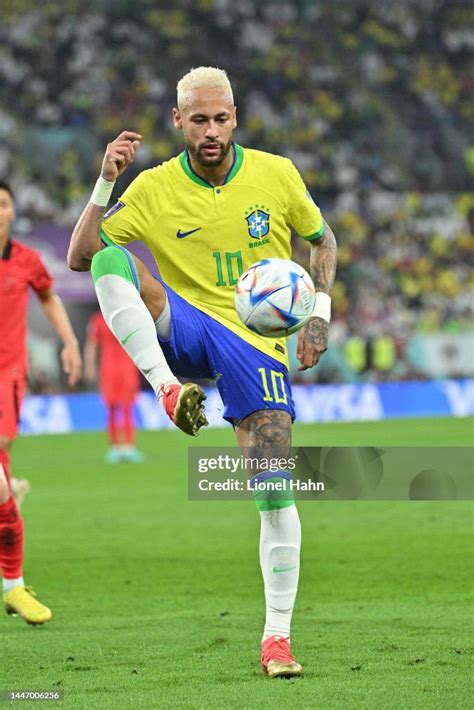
left=312, top=291, right=331, bottom=323
left=90, top=176, right=115, bottom=207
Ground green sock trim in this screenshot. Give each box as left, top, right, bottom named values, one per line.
left=253, top=475, right=295, bottom=512
left=91, top=246, right=139, bottom=290
left=255, top=498, right=295, bottom=512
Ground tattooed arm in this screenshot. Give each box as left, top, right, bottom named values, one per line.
left=297, top=219, right=337, bottom=370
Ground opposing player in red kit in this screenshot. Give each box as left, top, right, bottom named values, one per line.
left=0, top=180, right=82, bottom=625
left=85, top=311, right=143, bottom=463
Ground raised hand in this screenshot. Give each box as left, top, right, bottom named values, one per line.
left=101, top=131, right=142, bottom=182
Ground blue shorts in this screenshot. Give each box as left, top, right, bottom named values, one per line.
left=157, top=281, right=295, bottom=424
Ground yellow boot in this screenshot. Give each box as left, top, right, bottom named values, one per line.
left=4, top=586, right=52, bottom=625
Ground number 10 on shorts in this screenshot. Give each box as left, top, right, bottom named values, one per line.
left=258, top=367, right=288, bottom=404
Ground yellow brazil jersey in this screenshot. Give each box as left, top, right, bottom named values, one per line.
left=100, top=144, right=324, bottom=367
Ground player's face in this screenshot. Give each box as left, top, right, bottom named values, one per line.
left=173, top=88, right=237, bottom=167
left=0, top=189, right=15, bottom=239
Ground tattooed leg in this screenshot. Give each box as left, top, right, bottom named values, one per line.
left=234, top=410, right=292, bottom=467
left=235, top=410, right=301, bottom=646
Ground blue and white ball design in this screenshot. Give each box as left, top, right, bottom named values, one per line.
left=235, top=258, right=316, bottom=338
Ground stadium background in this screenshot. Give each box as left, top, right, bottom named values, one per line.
left=1, top=0, right=472, bottom=406
left=1, top=2, right=473, bottom=707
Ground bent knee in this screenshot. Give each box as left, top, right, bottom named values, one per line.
left=91, top=246, right=139, bottom=289
left=92, top=245, right=167, bottom=320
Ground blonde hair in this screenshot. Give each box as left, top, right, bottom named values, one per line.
left=177, top=66, right=234, bottom=110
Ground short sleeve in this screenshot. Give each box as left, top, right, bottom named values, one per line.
left=28, top=252, right=54, bottom=292
left=100, top=171, right=154, bottom=247
left=285, top=160, right=325, bottom=241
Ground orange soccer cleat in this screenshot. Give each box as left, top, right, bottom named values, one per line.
left=261, top=635, right=303, bottom=678
left=159, top=383, right=208, bottom=436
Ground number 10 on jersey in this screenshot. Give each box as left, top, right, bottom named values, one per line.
left=213, top=250, right=243, bottom=286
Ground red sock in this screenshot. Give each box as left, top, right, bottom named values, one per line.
left=123, top=404, right=135, bottom=445
left=0, top=450, right=24, bottom=579
left=107, top=404, right=120, bottom=445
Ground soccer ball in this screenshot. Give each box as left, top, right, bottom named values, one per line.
left=234, top=258, right=316, bottom=337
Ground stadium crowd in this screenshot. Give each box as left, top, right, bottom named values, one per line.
left=1, top=0, right=472, bottom=385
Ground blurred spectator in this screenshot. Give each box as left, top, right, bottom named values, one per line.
left=0, top=1, right=471, bottom=219
left=85, top=311, right=144, bottom=464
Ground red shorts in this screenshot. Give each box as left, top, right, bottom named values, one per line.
left=100, top=371, right=139, bottom=407
left=0, top=375, right=26, bottom=440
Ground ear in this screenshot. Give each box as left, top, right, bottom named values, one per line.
left=172, top=108, right=182, bottom=130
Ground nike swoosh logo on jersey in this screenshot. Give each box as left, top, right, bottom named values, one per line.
left=176, top=227, right=202, bottom=239
left=272, top=565, right=297, bottom=574
left=121, top=328, right=140, bottom=346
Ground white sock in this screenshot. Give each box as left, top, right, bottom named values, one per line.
left=260, top=505, right=301, bottom=641
left=3, top=576, right=24, bottom=592
left=95, top=275, right=179, bottom=396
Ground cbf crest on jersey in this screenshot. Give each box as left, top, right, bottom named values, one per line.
left=245, top=207, right=270, bottom=239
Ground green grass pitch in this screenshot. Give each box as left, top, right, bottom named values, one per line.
left=3, top=417, right=473, bottom=709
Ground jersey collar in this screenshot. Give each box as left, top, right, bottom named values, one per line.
left=0, top=239, right=12, bottom=260
left=179, top=143, right=244, bottom=188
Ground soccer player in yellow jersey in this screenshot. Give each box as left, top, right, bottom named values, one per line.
left=68, top=67, right=337, bottom=678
